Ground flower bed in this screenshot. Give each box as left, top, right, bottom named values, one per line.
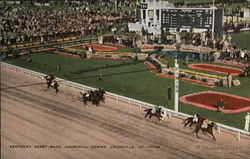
left=156, top=73, right=214, bottom=87
left=188, top=63, right=243, bottom=76
left=179, top=91, right=250, bottom=113
left=104, top=43, right=126, bottom=47
left=144, top=62, right=157, bottom=72
left=54, top=51, right=80, bottom=58
left=177, top=69, right=224, bottom=79
left=64, top=47, right=85, bottom=53
left=82, top=44, right=117, bottom=52
left=141, top=46, right=155, bottom=50
left=90, top=56, right=130, bottom=60
left=215, top=60, right=248, bottom=68
left=62, top=42, right=98, bottom=49
left=96, top=51, right=135, bottom=55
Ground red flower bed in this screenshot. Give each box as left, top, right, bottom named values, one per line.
left=180, top=91, right=250, bottom=113
left=62, top=42, right=98, bottom=49
left=188, top=63, right=243, bottom=76
left=181, top=47, right=195, bottom=51
left=54, top=51, right=80, bottom=58
left=144, top=62, right=157, bottom=72
left=141, top=46, right=155, bottom=50
left=163, top=46, right=175, bottom=49
left=156, top=73, right=214, bottom=87
left=82, top=44, right=117, bottom=52
left=90, top=56, right=130, bottom=60
left=104, top=43, right=126, bottom=47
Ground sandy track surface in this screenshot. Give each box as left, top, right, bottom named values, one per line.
left=1, top=67, right=250, bottom=159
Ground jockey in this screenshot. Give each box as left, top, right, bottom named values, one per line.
left=85, top=90, right=92, bottom=98
left=201, top=119, right=211, bottom=129
left=151, top=106, right=156, bottom=114
left=192, top=114, right=199, bottom=123
left=46, top=73, right=55, bottom=82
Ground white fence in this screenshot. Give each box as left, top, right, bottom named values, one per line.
left=1, top=62, right=250, bottom=140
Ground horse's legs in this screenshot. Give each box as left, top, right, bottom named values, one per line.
left=189, top=122, right=193, bottom=128
left=96, top=100, right=100, bottom=107
left=210, top=131, right=216, bottom=141
left=145, top=111, right=150, bottom=118
left=55, top=88, right=59, bottom=94
left=83, top=99, right=87, bottom=106
left=202, top=129, right=206, bottom=134
left=192, top=127, right=200, bottom=138
left=184, top=119, right=188, bottom=127
left=156, top=115, right=161, bottom=121
left=149, top=114, right=152, bottom=119
left=91, top=99, right=95, bottom=106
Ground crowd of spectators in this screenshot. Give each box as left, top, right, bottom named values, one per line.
left=223, top=21, right=250, bottom=32
left=0, top=4, right=133, bottom=46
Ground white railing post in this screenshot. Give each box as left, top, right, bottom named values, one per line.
left=73, top=85, right=75, bottom=90
left=139, top=103, right=142, bottom=110
left=218, top=127, right=221, bottom=136
left=168, top=112, right=172, bottom=118
left=128, top=100, right=131, bottom=107
left=238, top=132, right=240, bottom=140
left=116, top=96, right=119, bottom=103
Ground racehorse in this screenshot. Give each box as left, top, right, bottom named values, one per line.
left=92, top=88, right=106, bottom=103
left=184, top=114, right=204, bottom=128
left=80, top=90, right=97, bottom=106
left=193, top=120, right=218, bottom=141
left=144, top=106, right=169, bottom=123
left=44, top=74, right=55, bottom=87
left=44, top=74, right=59, bottom=94
left=80, top=88, right=106, bottom=106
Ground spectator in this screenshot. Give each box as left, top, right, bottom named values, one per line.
left=167, top=84, right=172, bottom=100
left=227, top=73, right=233, bottom=88
left=245, top=112, right=250, bottom=132
left=0, top=5, right=133, bottom=46
left=218, top=98, right=224, bottom=113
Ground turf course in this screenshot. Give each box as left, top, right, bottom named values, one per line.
left=3, top=52, right=250, bottom=130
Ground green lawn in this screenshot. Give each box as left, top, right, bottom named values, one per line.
left=231, top=31, right=250, bottom=50
left=3, top=52, right=250, bottom=130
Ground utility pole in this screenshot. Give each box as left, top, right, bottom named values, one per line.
left=174, top=59, right=179, bottom=112
left=212, top=0, right=215, bottom=40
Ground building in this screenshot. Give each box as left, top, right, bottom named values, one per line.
left=129, top=0, right=223, bottom=35
left=243, top=8, right=250, bottom=19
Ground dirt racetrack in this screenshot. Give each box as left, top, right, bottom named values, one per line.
left=1, top=66, right=250, bottom=159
